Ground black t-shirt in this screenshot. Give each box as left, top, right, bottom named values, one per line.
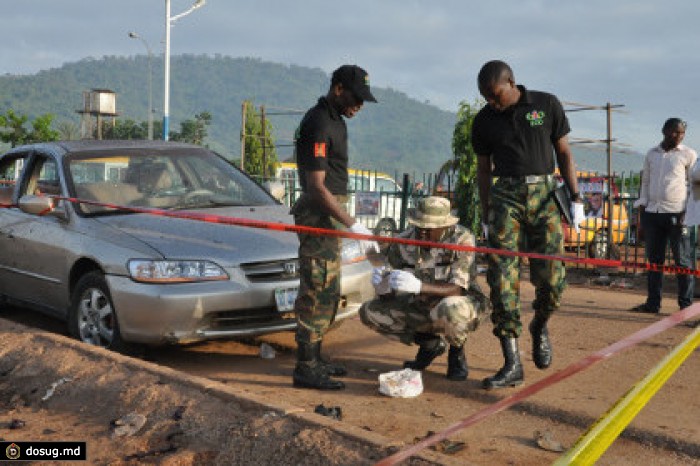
left=295, top=97, right=348, bottom=195
left=471, top=86, right=570, bottom=177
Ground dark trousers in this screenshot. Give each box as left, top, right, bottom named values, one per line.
left=641, top=211, right=695, bottom=310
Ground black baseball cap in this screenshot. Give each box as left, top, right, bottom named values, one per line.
left=331, top=65, right=378, bottom=103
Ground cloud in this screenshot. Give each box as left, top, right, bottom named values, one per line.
left=2, top=0, right=699, bottom=153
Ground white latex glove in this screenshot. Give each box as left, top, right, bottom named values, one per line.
left=371, top=266, right=392, bottom=295
left=389, top=270, right=422, bottom=294
left=481, top=223, right=489, bottom=240
left=571, top=201, right=586, bottom=233
left=349, top=222, right=380, bottom=255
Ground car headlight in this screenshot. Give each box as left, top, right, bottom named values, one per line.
left=341, top=239, right=367, bottom=264
left=128, top=259, right=229, bottom=283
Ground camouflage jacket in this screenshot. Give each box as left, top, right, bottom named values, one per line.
left=386, top=225, right=482, bottom=305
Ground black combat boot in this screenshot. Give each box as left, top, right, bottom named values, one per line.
left=529, top=317, right=552, bottom=369
left=403, top=333, right=447, bottom=370
left=446, top=345, right=468, bottom=381
left=315, top=340, right=347, bottom=377
left=292, top=341, right=345, bottom=390
left=482, top=337, right=524, bottom=390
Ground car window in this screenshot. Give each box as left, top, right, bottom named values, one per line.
left=23, top=156, right=60, bottom=197
left=0, top=155, right=27, bottom=204
left=68, top=149, right=276, bottom=214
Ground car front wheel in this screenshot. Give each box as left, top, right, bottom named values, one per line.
left=69, top=271, right=137, bottom=354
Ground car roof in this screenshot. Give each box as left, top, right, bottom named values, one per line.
left=3, top=140, right=204, bottom=157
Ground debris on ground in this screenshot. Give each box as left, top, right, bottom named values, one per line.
left=172, top=405, right=187, bottom=421
left=41, top=377, right=73, bottom=401
left=592, top=275, right=612, bottom=286
left=259, top=342, right=276, bottom=359
left=111, top=412, right=147, bottom=438
left=534, top=429, right=565, bottom=452
left=314, top=404, right=342, bottom=420
left=378, top=368, right=423, bottom=398
left=610, top=278, right=635, bottom=289
left=0, top=419, right=26, bottom=430
left=414, top=430, right=466, bottom=455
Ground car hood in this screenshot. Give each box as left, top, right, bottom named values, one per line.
left=94, top=205, right=300, bottom=266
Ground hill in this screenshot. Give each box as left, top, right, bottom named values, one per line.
left=0, top=55, right=456, bottom=177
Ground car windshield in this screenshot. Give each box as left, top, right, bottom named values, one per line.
left=67, top=147, right=276, bottom=215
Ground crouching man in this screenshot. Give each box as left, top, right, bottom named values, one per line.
left=359, top=196, right=490, bottom=380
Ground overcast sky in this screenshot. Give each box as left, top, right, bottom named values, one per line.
left=3, top=0, right=699, bottom=157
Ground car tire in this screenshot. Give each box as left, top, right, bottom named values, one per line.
left=69, top=271, right=139, bottom=355
left=587, top=231, right=621, bottom=261
left=374, top=218, right=396, bottom=252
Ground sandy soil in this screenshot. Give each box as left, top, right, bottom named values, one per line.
left=1, top=269, right=699, bottom=465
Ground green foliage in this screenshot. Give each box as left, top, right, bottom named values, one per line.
left=170, top=111, right=212, bottom=145
left=102, top=118, right=148, bottom=140
left=451, top=100, right=484, bottom=235
left=242, top=101, right=278, bottom=178
left=0, top=109, right=59, bottom=147
left=56, top=120, right=80, bottom=140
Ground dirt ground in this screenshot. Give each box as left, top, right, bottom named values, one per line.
left=1, top=268, right=699, bottom=465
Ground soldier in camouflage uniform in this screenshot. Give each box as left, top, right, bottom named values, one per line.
left=359, top=196, right=490, bottom=380
left=472, top=60, right=584, bottom=389
left=291, top=65, right=379, bottom=390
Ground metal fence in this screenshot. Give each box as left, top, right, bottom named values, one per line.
left=258, top=167, right=697, bottom=278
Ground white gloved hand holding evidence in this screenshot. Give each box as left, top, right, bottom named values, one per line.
left=349, top=222, right=380, bottom=255
left=371, top=266, right=392, bottom=295
left=571, top=201, right=586, bottom=233
left=389, top=270, right=422, bottom=295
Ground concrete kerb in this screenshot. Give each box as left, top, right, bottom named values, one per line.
left=3, top=319, right=467, bottom=466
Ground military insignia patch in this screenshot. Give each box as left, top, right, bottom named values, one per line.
left=314, top=142, right=326, bottom=158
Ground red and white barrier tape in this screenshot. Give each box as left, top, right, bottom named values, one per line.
left=26, top=195, right=700, bottom=277
left=375, top=304, right=700, bottom=466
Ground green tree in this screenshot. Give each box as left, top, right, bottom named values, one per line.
left=451, top=100, right=484, bottom=235
left=171, top=111, right=212, bottom=145
left=56, top=120, right=80, bottom=140
left=102, top=119, right=148, bottom=140
left=242, top=101, right=278, bottom=178
left=0, top=109, right=59, bottom=147
left=30, top=114, right=60, bottom=143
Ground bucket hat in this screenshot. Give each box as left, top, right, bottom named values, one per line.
left=407, top=196, right=458, bottom=229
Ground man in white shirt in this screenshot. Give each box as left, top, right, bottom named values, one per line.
left=632, top=118, right=697, bottom=314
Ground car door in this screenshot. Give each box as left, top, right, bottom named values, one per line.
left=0, top=152, right=30, bottom=296
left=0, top=151, right=73, bottom=313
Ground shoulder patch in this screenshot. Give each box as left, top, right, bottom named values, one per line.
left=314, top=142, right=327, bottom=158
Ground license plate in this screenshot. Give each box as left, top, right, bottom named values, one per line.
left=275, top=287, right=298, bottom=313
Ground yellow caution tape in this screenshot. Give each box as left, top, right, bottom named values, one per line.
left=554, top=325, right=700, bottom=466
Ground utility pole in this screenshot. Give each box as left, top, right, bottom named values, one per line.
left=240, top=101, right=247, bottom=170
left=261, top=105, right=267, bottom=179
left=606, top=102, right=614, bottom=256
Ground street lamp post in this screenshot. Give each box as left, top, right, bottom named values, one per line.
left=128, top=31, right=154, bottom=140
left=163, top=0, right=206, bottom=141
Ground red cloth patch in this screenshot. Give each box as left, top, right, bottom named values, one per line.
left=314, top=142, right=326, bottom=158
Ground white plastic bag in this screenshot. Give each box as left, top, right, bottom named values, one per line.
left=378, top=368, right=423, bottom=398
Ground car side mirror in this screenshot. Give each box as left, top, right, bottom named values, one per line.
left=18, top=195, right=68, bottom=221
left=263, top=181, right=286, bottom=202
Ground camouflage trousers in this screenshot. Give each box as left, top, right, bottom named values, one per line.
left=486, top=177, right=566, bottom=338
left=359, top=293, right=490, bottom=347
left=291, top=194, right=347, bottom=344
